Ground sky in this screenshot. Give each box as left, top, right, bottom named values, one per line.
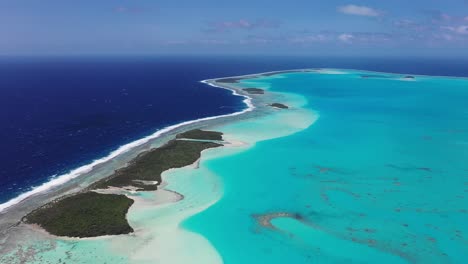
left=1, top=0, right=468, bottom=57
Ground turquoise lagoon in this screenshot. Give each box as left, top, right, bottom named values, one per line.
left=2, top=69, right=467, bottom=264
left=184, top=70, right=468, bottom=263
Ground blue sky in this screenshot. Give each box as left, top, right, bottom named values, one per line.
left=1, top=0, right=468, bottom=57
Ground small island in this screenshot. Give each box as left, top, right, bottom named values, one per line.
left=216, top=77, right=243, bottom=83
left=176, top=129, right=223, bottom=141
left=253, top=212, right=303, bottom=230
left=94, top=138, right=222, bottom=191
left=242, top=88, right=264, bottom=94
left=24, top=192, right=134, bottom=238
left=23, top=129, right=223, bottom=238
left=269, top=103, right=289, bottom=109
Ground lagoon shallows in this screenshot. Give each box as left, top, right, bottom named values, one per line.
left=185, top=70, right=468, bottom=263
left=1, top=69, right=467, bottom=263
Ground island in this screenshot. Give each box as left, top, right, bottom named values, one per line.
left=253, top=212, right=303, bottom=230
left=93, top=139, right=221, bottom=191
left=1, top=69, right=465, bottom=264
left=23, top=129, right=223, bottom=238
left=24, top=192, right=134, bottom=238
left=216, top=77, right=243, bottom=83
left=176, top=129, right=223, bottom=141
left=269, top=103, right=289, bottom=109
left=242, top=88, right=264, bottom=94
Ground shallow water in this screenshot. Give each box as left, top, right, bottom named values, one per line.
left=2, top=69, right=467, bottom=263
left=184, top=70, right=468, bottom=263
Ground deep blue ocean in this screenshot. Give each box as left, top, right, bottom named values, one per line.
left=1, top=56, right=467, bottom=206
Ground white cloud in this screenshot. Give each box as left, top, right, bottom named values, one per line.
left=338, top=5, right=380, bottom=17
left=442, top=25, right=468, bottom=35
left=338, top=33, right=354, bottom=43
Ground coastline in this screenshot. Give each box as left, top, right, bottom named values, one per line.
left=0, top=68, right=294, bottom=237
left=0, top=76, right=257, bottom=225
left=1, top=67, right=465, bottom=263
left=1, top=66, right=460, bottom=214
left=0, top=66, right=433, bottom=230
left=0, top=85, right=252, bottom=214
left=0, top=68, right=318, bottom=263
left=0, top=66, right=317, bottom=219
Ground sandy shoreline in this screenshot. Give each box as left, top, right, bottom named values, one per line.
left=0, top=67, right=311, bottom=221
left=2, top=67, right=463, bottom=263
left=0, top=69, right=314, bottom=260
left=0, top=74, right=255, bottom=226
left=0, top=67, right=413, bottom=221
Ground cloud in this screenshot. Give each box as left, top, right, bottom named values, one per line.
left=204, top=19, right=281, bottom=33
left=442, top=25, right=468, bottom=35
left=338, top=33, right=354, bottom=43
left=386, top=11, right=468, bottom=44
left=424, top=10, right=468, bottom=24
left=338, top=5, right=380, bottom=17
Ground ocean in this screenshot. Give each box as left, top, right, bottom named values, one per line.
left=1, top=56, right=468, bottom=263
left=1, top=55, right=468, bottom=210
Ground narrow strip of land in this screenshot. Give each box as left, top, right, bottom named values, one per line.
left=24, top=130, right=223, bottom=238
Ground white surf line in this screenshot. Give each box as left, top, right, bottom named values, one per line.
left=0, top=80, right=255, bottom=213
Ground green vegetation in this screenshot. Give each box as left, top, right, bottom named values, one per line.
left=242, top=88, right=264, bottom=94
left=216, top=77, right=242, bottom=83
left=93, top=138, right=222, bottom=191
left=176, top=129, right=223, bottom=141
left=24, top=129, right=223, bottom=238
left=269, top=103, right=289, bottom=109
left=94, top=129, right=222, bottom=191
left=25, top=192, right=134, bottom=238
